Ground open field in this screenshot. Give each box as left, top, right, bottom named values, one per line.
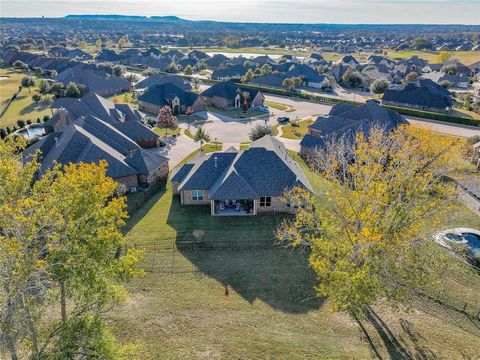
left=183, top=47, right=480, bottom=65
left=0, top=68, right=52, bottom=128
left=111, top=151, right=480, bottom=359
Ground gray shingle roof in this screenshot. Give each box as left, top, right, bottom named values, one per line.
left=138, top=83, right=199, bottom=107
left=177, top=136, right=312, bottom=199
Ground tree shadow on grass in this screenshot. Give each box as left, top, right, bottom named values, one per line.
left=166, top=195, right=324, bottom=314
left=356, top=307, right=439, bottom=360
left=19, top=101, right=47, bottom=116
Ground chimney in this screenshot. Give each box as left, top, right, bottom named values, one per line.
left=214, top=156, right=218, bottom=168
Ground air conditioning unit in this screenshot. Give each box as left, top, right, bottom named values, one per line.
left=130, top=186, right=137, bottom=193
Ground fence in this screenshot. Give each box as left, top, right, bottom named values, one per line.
left=125, top=180, right=166, bottom=215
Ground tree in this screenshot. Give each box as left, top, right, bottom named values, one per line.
left=249, top=124, right=273, bottom=141
left=118, top=37, right=127, bottom=49
left=442, top=64, right=457, bottom=75
left=112, top=65, right=125, bottom=77
left=435, top=51, right=452, bottom=64
left=39, top=79, right=50, bottom=94
left=242, top=91, right=250, bottom=112
left=370, top=79, right=389, bottom=95
left=276, top=126, right=465, bottom=317
left=13, top=60, right=27, bottom=70
left=79, top=40, right=88, bottom=49
left=192, top=78, right=200, bottom=92
left=17, top=119, right=26, bottom=128
left=254, top=68, right=263, bottom=77
left=342, top=67, right=363, bottom=88
left=405, top=72, right=418, bottom=82
left=126, top=74, right=138, bottom=84
left=157, top=106, right=178, bottom=136
left=0, top=128, right=6, bottom=139
left=184, top=65, right=193, bottom=75
left=65, top=82, right=81, bottom=98
left=166, top=62, right=178, bottom=74
left=50, top=82, right=64, bottom=97
left=21, top=76, right=35, bottom=93
left=95, top=39, right=103, bottom=49
left=261, top=63, right=272, bottom=75
left=412, top=37, right=433, bottom=50
left=241, top=69, right=254, bottom=83
left=282, top=77, right=295, bottom=91
left=193, top=127, right=211, bottom=151
left=32, top=93, right=42, bottom=104
left=0, top=141, right=142, bottom=359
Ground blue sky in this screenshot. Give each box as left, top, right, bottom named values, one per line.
left=1, top=0, right=479, bottom=24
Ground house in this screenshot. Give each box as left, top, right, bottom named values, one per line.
left=361, top=65, right=393, bottom=90
left=285, top=64, right=330, bottom=88
left=382, top=79, right=453, bottom=113
left=23, top=115, right=169, bottom=192
left=300, top=102, right=408, bottom=158
left=211, top=65, right=250, bottom=81
left=171, top=136, right=313, bottom=216
left=96, top=49, right=123, bottom=62
left=135, top=75, right=192, bottom=91
left=338, top=55, right=359, bottom=66
left=66, top=49, right=93, bottom=60
left=188, top=50, right=209, bottom=61
left=438, top=73, right=470, bottom=88
left=138, top=83, right=206, bottom=115
left=201, top=81, right=264, bottom=109
left=250, top=73, right=288, bottom=88
left=54, top=68, right=131, bottom=97
left=205, top=54, right=230, bottom=69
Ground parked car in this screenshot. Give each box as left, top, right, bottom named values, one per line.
left=366, top=99, right=380, bottom=104
left=277, top=116, right=290, bottom=124
left=256, top=105, right=269, bottom=112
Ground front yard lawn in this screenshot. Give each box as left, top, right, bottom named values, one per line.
left=281, top=119, right=314, bottom=140
left=153, top=126, right=181, bottom=137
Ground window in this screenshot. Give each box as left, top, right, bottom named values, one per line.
left=260, top=196, right=271, bottom=207
left=192, top=190, right=204, bottom=201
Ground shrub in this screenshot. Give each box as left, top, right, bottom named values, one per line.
left=17, top=119, right=26, bottom=128
left=32, top=93, right=42, bottom=103
left=249, top=124, right=273, bottom=141
left=370, top=79, right=389, bottom=94
left=65, top=82, right=81, bottom=98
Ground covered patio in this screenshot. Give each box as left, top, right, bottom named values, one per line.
left=211, top=199, right=256, bottom=216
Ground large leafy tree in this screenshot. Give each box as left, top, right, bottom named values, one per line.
left=276, top=126, right=465, bottom=316
left=0, top=140, right=142, bottom=359
left=157, top=106, right=178, bottom=135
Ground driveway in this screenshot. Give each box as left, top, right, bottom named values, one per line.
left=152, top=132, right=197, bottom=168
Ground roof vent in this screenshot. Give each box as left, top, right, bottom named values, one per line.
left=214, top=156, right=218, bottom=168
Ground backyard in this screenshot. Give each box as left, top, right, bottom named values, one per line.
left=0, top=67, right=52, bottom=128
left=111, top=151, right=480, bottom=359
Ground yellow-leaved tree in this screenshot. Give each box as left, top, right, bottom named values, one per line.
left=276, top=126, right=466, bottom=317
left=0, top=139, right=142, bottom=359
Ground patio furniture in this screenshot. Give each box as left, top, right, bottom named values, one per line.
left=235, top=203, right=241, bottom=211
left=219, top=202, right=225, bottom=211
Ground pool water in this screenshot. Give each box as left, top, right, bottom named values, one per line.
left=463, top=233, right=480, bottom=256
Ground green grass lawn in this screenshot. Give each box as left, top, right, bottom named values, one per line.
left=153, top=126, right=181, bottom=137
left=281, top=119, right=314, bottom=140
left=0, top=67, right=52, bottom=128
left=265, top=100, right=295, bottom=112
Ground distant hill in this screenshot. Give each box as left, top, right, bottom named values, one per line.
left=65, top=15, right=185, bottom=22
left=65, top=15, right=148, bottom=20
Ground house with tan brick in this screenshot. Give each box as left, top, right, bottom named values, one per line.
left=170, top=136, right=312, bottom=216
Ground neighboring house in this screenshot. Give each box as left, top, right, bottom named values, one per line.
left=54, top=68, right=132, bottom=97
left=367, top=55, right=396, bottom=67
left=138, top=83, right=206, bottom=115
left=361, top=66, right=393, bottom=90
left=135, top=75, right=192, bottom=91
left=250, top=73, right=288, bottom=88
left=96, top=49, right=123, bottom=62
left=201, top=81, right=265, bottom=109
left=66, top=49, right=93, bottom=60
left=205, top=54, right=230, bottom=69
left=338, top=55, right=359, bottom=66
left=422, top=63, right=443, bottom=73
left=300, top=102, right=408, bottom=157
left=211, top=65, right=250, bottom=81
left=438, top=73, right=470, bottom=88
left=49, top=93, right=144, bottom=131
left=188, top=50, right=210, bottom=61
left=171, top=136, right=313, bottom=216
left=285, top=64, right=330, bottom=88
left=23, top=115, right=169, bottom=192
left=382, top=79, right=453, bottom=113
